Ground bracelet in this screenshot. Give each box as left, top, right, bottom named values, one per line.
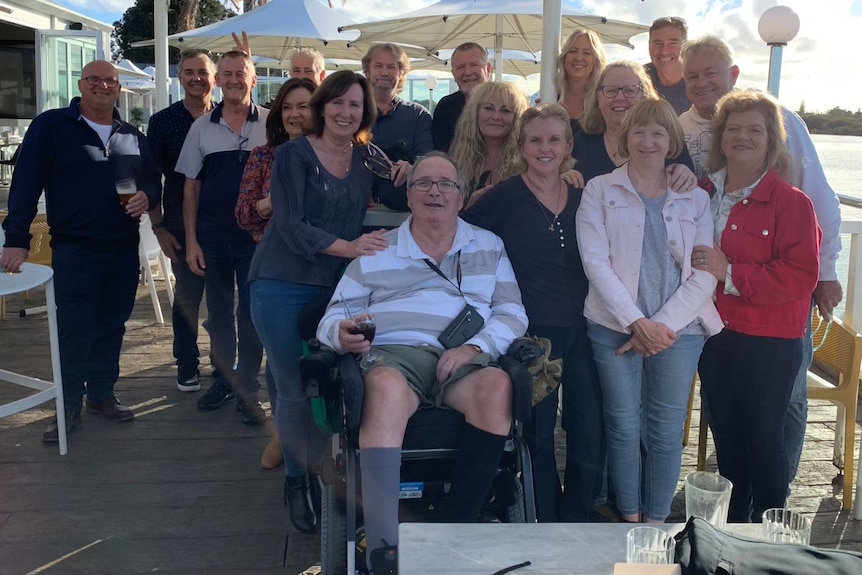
left=151, top=222, right=165, bottom=231
left=256, top=200, right=271, bottom=219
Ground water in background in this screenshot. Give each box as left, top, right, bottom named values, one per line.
left=813, top=134, right=862, bottom=319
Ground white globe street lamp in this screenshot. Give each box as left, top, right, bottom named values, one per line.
left=758, top=5, right=801, bottom=98
left=425, top=76, right=439, bottom=114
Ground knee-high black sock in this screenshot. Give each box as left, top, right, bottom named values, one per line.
left=446, top=423, right=508, bottom=522
left=360, top=447, right=401, bottom=571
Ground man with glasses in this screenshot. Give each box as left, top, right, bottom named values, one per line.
left=645, top=17, right=691, bottom=115
left=1, top=59, right=160, bottom=442
left=431, top=42, right=492, bottom=152
left=679, top=36, right=842, bottom=488
left=147, top=49, right=217, bottom=393
left=176, top=50, right=268, bottom=424
left=361, top=43, right=434, bottom=211
left=289, top=48, right=326, bottom=85
left=317, top=153, right=527, bottom=574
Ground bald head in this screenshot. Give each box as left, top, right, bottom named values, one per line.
left=78, top=60, right=120, bottom=120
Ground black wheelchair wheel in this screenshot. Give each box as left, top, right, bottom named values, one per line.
left=320, top=484, right=347, bottom=574
left=503, top=476, right=527, bottom=523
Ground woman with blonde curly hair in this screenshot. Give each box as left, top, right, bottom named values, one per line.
left=556, top=28, right=606, bottom=135
left=449, top=81, right=528, bottom=204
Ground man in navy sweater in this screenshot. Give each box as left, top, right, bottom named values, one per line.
left=0, top=60, right=160, bottom=442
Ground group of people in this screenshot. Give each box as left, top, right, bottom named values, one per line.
left=0, top=14, right=842, bottom=575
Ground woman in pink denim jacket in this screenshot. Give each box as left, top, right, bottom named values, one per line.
left=576, top=99, right=722, bottom=523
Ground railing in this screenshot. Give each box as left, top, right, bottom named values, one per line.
left=841, top=218, right=862, bottom=330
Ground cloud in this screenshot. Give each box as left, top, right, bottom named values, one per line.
left=64, top=0, right=134, bottom=13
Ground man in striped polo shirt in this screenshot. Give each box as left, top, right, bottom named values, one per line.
left=317, top=153, right=527, bottom=575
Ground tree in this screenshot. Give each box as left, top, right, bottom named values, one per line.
left=113, top=0, right=235, bottom=64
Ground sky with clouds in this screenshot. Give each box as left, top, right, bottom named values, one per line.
left=53, top=0, right=861, bottom=112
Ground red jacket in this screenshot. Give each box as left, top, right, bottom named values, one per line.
left=714, top=169, right=821, bottom=339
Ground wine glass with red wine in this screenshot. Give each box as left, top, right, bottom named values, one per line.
left=345, top=300, right=378, bottom=368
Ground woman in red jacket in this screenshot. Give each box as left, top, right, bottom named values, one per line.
left=693, top=89, right=820, bottom=522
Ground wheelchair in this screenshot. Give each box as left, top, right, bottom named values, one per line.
left=300, top=340, right=538, bottom=575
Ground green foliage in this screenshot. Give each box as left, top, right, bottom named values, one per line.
left=799, top=108, right=862, bottom=137
left=112, top=0, right=235, bottom=64
left=129, top=107, right=145, bottom=128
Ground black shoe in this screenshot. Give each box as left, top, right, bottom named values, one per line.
left=42, top=410, right=81, bottom=443
left=177, top=365, right=201, bottom=392
left=236, top=397, right=266, bottom=425
left=196, top=380, right=234, bottom=411
left=85, top=396, right=135, bottom=422
left=285, top=474, right=317, bottom=533
left=369, top=542, right=398, bottom=575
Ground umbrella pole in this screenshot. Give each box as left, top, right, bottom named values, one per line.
left=494, top=15, right=504, bottom=80
left=540, top=0, right=563, bottom=103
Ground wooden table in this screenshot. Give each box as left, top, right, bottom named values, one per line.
left=399, top=522, right=763, bottom=574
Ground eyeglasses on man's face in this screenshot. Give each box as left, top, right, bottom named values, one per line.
left=82, top=76, right=119, bottom=88
left=410, top=179, right=459, bottom=193
left=600, top=85, right=642, bottom=99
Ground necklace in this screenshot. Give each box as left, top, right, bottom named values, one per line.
left=527, top=182, right=566, bottom=248
left=314, top=138, right=354, bottom=174
left=603, top=132, right=621, bottom=161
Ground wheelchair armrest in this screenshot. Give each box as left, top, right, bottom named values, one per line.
left=300, top=340, right=338, bottom=399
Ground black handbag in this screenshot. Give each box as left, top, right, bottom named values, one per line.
left=674, top=516, right=862, bottom=575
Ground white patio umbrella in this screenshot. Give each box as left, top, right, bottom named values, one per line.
left=413, top=48, right=541, bottom=78
left=133, top=0, right=360, bottom=63
left=340, top=0, right=648, bottom=78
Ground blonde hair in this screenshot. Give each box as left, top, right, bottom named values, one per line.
left=449, top=81, right=528, bottom=196
left=708, top=89, right=791, bottom=179
left=617, top=99, right=685, bottom=161
left=682, top=35, right=735, bottom=69
left=514, top=103, right=576, bottom=174
left=580, top=61, right=658, bottom=135
left=555, top=29, right=606, bottom=100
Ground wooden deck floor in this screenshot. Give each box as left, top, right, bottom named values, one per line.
left=1, top=281, right=861, bottom=575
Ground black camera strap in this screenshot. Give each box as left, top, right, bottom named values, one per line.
left=424, top=250, right=463, bottom=295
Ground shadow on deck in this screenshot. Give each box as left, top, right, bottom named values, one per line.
left=1, top=282, right=860, bottom=574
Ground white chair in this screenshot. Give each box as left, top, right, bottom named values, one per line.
left=138, top=214, right=174, bottom=324
left=0, top=263, right=67, bottom=455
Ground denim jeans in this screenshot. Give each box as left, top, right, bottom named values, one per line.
left=588, top=323, right=704, bottom=521
left=200, top=241, right=261, bottom=399
left=170, top=243, right=205, bottom=370
left=52, top=241, right=140, bottom=412
left=525, top=324, right=605, bottom=522
left=249, top=278, right=331, bottom=477
left=699, top=329, right=801, bottom=522
left=785, top=307, right=813, bottom=485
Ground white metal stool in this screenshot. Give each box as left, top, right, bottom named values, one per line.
left=0, top=263, right=67, bottom=454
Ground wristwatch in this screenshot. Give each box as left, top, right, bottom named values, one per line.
left=151, top=221, right=165, bottom=231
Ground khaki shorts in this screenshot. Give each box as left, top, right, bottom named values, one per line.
left=359, top=344, right=493, bottom=407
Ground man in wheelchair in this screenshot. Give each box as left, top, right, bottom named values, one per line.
left=316, top=153, right=528, bottom=574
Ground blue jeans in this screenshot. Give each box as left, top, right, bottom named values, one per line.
left=170, top=243, right=205, bottom=370
left=249, top=278, right=331, bottom=477
left=785, top=308, right=813, bottom=485
left=525, top=324, right=604, bottom=522
left=52, top=241, right=140, bottom=412
left=699, top=329, right=801, bottom=522
left=588, top=323, right=705, bottom=521
left=200, top=241, right=261, bottom=399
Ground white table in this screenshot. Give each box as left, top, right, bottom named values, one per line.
left=399, top=522, right=763, bottom=574
left=0, top=263, right=67, bottom=454
left=363, top=205, right=410, bottom=229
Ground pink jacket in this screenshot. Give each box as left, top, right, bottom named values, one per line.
left=576, top=165, right=723, bottom=336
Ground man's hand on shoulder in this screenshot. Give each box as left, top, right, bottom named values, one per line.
left=0, top=247, right=28, bottom=273
left=436, top=344, right=480, bottom=384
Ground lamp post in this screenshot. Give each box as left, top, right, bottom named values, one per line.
left=758, top=5, right=800, bottom=98
left=425, top=76, right=439, bottom=114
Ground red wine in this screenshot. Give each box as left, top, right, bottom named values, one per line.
left=348, top=320, right=376, bottom=343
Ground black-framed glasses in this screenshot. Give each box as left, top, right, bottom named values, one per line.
left=410, top=179, right=458, bottom=193
left=600, top=85, right=642, bottom=99
left=363, top=142, right=393, bottom=179
left=82, top=75, right=119, bottom=87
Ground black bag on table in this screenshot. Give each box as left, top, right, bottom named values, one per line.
left=674, top=516, right=862, bottom=575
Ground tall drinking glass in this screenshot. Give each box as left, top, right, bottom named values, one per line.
left=685, top=471, right=732, bottom=529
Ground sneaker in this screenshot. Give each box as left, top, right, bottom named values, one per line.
left=177, top=365, right=201, bottom=392
left=236, top=397, right=266, bottom=425
left=196, top=380, right=235, bottom=411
